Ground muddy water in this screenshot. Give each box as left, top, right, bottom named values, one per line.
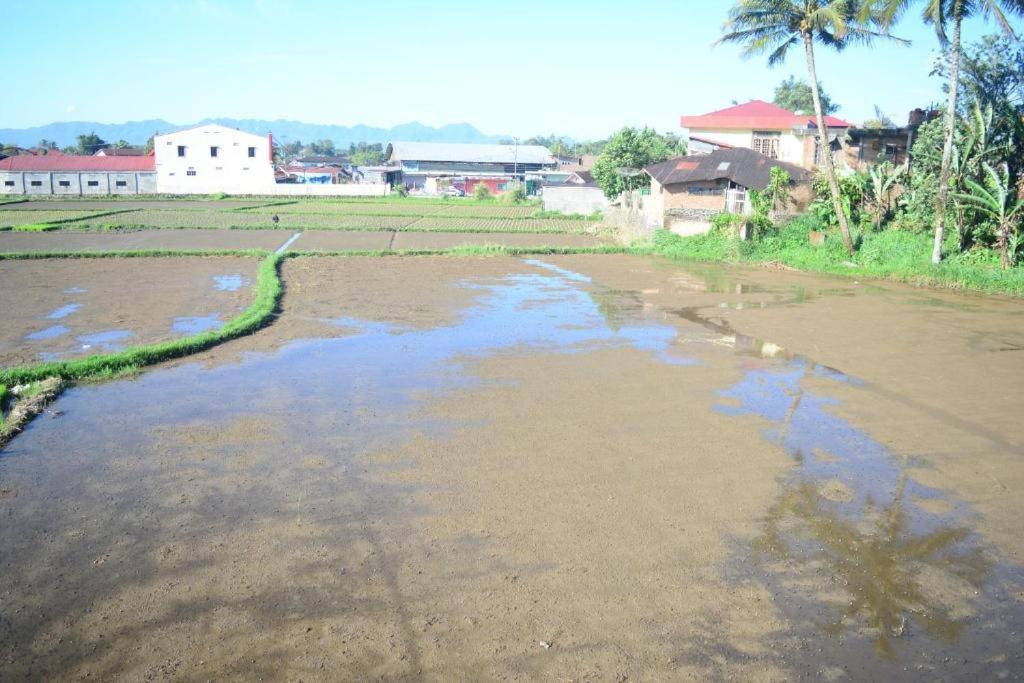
left=1, top=255, right=1022, bottom=680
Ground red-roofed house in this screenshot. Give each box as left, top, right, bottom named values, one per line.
left=680, top=100, right=852, bottom=170
left=0, top=154, right=156, bottom=195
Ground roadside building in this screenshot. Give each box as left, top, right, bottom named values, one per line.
left=643, top=148, right=811, bottom=234
left=541, top=169, right=608, bottom=215
left=153, top=123, right=275, bottom=194
left=385, top=141, right=559, bottom=194
left=680, top=100, right=852, bottom=169
left=278, top=164, right=351, bottom=184
left=0, top=154, right=156, bottom=195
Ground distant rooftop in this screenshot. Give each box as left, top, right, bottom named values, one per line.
left=0, top=155, right=155, bottom=172
left=387, top=141, right=556, bottom=166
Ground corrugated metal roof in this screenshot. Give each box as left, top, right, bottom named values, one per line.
left=0, top=155, right=155, bottom=172
left=645, top=148, right=810, bottom=190
left=387, top=141, right=556, bottom=165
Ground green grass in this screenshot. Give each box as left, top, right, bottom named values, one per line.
left=286, top=244, right=645, bottom=258
left=13, top=223, right=60, bottom=232
left=0, top=252, right=282, bottom=386
left=652, top=218, right=1024, bottom=297
left=0, top=384, right=7, bottom=428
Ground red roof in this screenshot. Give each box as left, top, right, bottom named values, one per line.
left=0, top=155, right=154, bottom=172
left=681, top=100, right=851, bottom=131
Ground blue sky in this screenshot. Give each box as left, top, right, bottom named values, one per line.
left=1, top=0, right=1019, bottom=139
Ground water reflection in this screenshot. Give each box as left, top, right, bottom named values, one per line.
left=716, top=359, right=999, bottom=657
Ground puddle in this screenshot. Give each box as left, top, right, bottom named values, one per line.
left=76, top=329, right=133, bottom=351
left=213, top=274, right=251, bottom=292
left=715, top=357, right=1022, bottom=663
left=25, top=324, right=69, bottom=341
left=46, top=303, right=82, bottom=320
left=172, top=314, right=223, bottom=335
left=63, top=287, right=87, bottom=294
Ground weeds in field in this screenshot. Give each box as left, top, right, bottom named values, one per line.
left=13, top=223, right=60, bottom=232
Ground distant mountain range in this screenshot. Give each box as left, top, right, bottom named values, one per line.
left=0, top=119, right=507, bottom=149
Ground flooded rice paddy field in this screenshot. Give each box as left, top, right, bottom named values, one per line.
left=0, top=257, right=257, bottom=367
left=0, top=229, right=608, bottom=254
left=1, top=254, right=1023, bottom=680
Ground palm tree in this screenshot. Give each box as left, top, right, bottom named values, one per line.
left=954, top=162, right=1024, bottom=268
left=867, top=0, right=1024, bottom=263
left=719, top=1, right=907, bottom=256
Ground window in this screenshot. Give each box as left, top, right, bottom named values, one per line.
left=30, top=180, right=42, bottom=187
left=115, top=180, right=127, bottom=187
left=752, top=131, right=780, bottom=159
left=210, top=146, right=218, bottom=158
left=248, top=146, right=256, bottom=158
left=186, top=169, right=197, bottom=176
left=87, top=180, right=99, bottom=187
left=177, top=145, right=186, bottom=157
left=3, top=181, right=14, bottom=187
left=58, top=180, right=71, bottom=187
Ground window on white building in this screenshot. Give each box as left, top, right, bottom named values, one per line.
left=210, top=146, right=218, bottom=158
left=87, top=180, right=99, bottom=187
left=58, top=180, right=71, bottom=187
left=752, top=131, right=780, bottom=159
left=248, top=147, right=256, bottom=158
left=30, top=180, right=42, bottom=187
left=187, top=169, right=197, bottom=176
left=3, top=181, right=14, bottom=187
left=177, top=145, right=186, bottom=157
left=115, top=180, right=127, bottom=187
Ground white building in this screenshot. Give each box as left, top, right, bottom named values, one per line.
left=154, top=123, right=275, bottom=194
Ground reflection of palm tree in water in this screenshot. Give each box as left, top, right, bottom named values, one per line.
left=717, top=362, right=996, bottom=659
left=757, top=469, right=992, bottom=658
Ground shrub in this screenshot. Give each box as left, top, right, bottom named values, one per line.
left=13, top=223, right=60, bottom=232
left=504, top=181, right=527, bottom=204
left=392, top=183, right=409, bottom=198
left=473, top=183, right=492, bottom=201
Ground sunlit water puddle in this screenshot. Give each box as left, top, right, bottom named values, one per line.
left=214, top=274, right=251, bottom=292
left=172, top=314, right=223, bottom=335
left=2, top=257, right=1021, bottom=674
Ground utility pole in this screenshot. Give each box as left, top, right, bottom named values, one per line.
left=513, top=137, right=519, bottom=180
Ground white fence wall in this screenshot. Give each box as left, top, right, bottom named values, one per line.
left=541, top=185, right=609, bottom=215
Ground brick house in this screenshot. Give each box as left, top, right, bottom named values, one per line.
left=643, top=148, right=811, bottom=233
left=680, top=100, right=852, bottom=169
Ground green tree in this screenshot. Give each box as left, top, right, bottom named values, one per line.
left=773, top=75, right=839, bottom=114
left=719, top=0, right=905, bottom=256
left=867, top=160, right=906, bottom=228
left=591, top=127, right=675, bottom=199
left=868, top=0, right=1024, bottom=263
left=36, top=139, right=57, bottom=153
left=75, top=132, right=106, bottom=155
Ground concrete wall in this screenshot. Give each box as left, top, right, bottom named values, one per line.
left=540, top=185, right=609, bottom=215
left=154, top=123, right=275, bottom=194
left=0, top=172, right=158, bottom=195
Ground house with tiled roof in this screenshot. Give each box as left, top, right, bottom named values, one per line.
left=680, top=100, right=852, bottom=169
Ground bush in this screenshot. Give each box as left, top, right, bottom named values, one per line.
left=392, top=183, right=409, bottom=198
left=473, top=183, right=492, bottom=201
left=504, top=181, right=527, bottom=204
left=13, top=223, right=60, bottom=232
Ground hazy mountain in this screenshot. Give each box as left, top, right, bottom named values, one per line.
left=0, top=119, right=506, bottom=149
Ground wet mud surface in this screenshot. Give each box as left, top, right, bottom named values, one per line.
left=284, top=230, right=395, bottom=252
left=390, top=231, right=608, bottom=249
left=0, top=229, right=294, bottom=253
left=0, top=257, right=258, bottom=367
left=1, top=255, right=1022, bottom=680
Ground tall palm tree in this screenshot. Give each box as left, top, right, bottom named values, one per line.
left=867, top=0, right=1024, bottom=263
left=719, top=1, right=906, bottom=255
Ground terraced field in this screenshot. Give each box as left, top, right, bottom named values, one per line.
left=248, top=201, right=542, bottom=219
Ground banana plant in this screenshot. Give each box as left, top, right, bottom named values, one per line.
left=954, top=162, right=1024, bottom=268
left=868, top=161, right=906, bottom=230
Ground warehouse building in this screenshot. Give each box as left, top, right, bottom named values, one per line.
left=153, top=123, right=275, bottom=194
left=0, top=154, right=156, bottom=195
left=385, top=141, right=558, bottom=194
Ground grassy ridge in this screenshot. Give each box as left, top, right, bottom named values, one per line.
left=0, top=252, right=282, bottom=386
left=652, top=222, right=1024, bottom=298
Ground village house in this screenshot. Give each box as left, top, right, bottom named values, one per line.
left=0, top=153, right=157, bottom=195
left=843, top=108, right=937, bottom=169
left=680, top=100, right=852, bottom=169
left=153, top=123, right=275, bottom=194
left=643, top=147, right=811, bottom=234
left=385, top=141, right=559, bottom=195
